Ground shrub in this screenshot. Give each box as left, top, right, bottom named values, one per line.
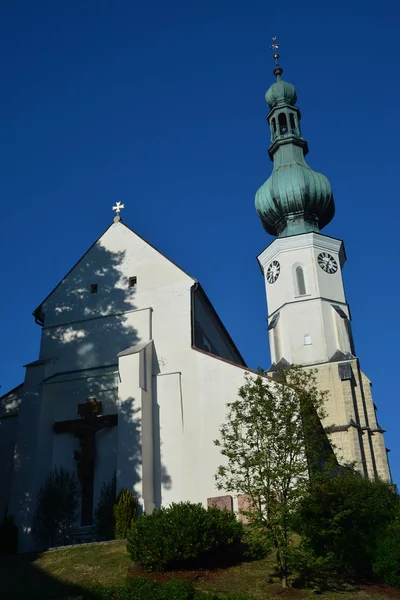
left=294, top=469, right=399, bottom=579
left=123, top=575, right=162, bottom=599
left=127, top=502, right=244, bottom=571
left=161, top=579, right=196, bottom=600
left=94, top=472, right=116, bottom=540
left=31, top=466, right=80, bottom=548
left=90, top=577, right=194, bottom=600
left=85, top=578, right=256, bottom=600
left=372, top=521, right=400, bottom=588
left=0, top=511, right=18, bottom=554
left=96, top=578, right=255, bottom=600
left=290, top=547, right=341, bottom=591
left=114, top=488, right=138, bottom=539
left=241, top=525, right=271, bottom=561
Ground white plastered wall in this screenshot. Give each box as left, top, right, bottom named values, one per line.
left=258, top=232, right=349, bottom=366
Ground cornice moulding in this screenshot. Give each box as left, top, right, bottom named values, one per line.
left=257, top=233, right=346, bottom=270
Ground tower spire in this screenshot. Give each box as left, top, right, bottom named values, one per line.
left=254, top=48, right=335, bottom=238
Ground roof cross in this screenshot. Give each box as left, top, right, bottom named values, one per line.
left=112, top=201, right=125, bottom=215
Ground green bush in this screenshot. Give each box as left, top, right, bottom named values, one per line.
left=241, top=526, right=271, bottom=561
left=88, top=577, right=197, bottom=600
left=372, top=522, right=400, bottom=588
left=127, top=502, right=244, bottom=571
left=94, top=473, right=116, bottom=540
left=114, top=488, right=137, bottom=539
left=121, top=575, right=162, bottom=599
left=290, top=547, right=341, bottom=591
left=0, top=511, right=18, bottom=554
left=85, top=577, right=255, bottom=599
left=294, top=469, right=399, bottom=579
left=31, top=466, right=80, bottom=548
left=161, top=579, right=196, bottom=600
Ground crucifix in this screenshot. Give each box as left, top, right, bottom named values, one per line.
left=54, top=398, right=118, bottom=526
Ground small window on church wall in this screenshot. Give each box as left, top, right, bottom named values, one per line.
left=304, top=334, right=312, bottom=346
left=129, top=276, right=137, bottom=288
left=296, top=266, right=306, bottom=296
left=278, top=113, right=288, bottom=135
left=90, top=284, right=98, bottom=294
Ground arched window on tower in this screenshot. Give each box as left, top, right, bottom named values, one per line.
left=289, top=113, right=296, bottom=135
left=271, top=117, right=277, bottom=141
left=278, top=113, right=288, bottom=135
left=295, top=266, right=306, bottom=296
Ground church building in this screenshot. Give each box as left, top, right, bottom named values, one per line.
left=0, top=50, right=391, bottom=551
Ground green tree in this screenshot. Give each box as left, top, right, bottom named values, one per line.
left=31, top=466, right=80, bottom=548
left=114, top=488, right=137, bottom=539
left=214, top=367, right=329, bottom=587
left=295, top=469, right=398, bottom=580
left=373, top=510, right=400, bottom=588
left=94, top=472, right=116, bottom=540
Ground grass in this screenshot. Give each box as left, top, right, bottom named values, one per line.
left=1, top=541, right=399, bottom=600
left=36, top=540, right=130, bottom=587
left=0, top=540, right=129, bottom=600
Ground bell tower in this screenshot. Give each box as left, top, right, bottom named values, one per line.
left=255, top=42, right=391, bottom=481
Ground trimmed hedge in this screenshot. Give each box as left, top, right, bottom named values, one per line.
left=127, top=502, right=244, bottom=571
left=87, top=577, right=254, bottom=600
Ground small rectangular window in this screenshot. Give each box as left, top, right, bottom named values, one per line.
left=338, top=363, right=352, bottom=381
left=304, top=334, right=312, bottom=346
left=129, top=276, right=137, bottom=288
left=90, top=284, right=98, bottom=294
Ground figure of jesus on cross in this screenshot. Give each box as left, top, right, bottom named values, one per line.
left=54, top=398, right=118, bottom=526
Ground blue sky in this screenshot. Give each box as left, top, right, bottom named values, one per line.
left=1, top=1, right=399, bottom=480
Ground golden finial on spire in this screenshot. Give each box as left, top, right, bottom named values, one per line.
left=269, top=36, right=281, bottom=64
left=269, top=36, right=283, bottom=79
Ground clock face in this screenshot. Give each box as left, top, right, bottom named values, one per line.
left=267, top=260, right=280, bottom=283
left=317, top=252, right=338, bottom=274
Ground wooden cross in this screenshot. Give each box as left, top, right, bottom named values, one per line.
left=54, top=398, right=118, bottom=526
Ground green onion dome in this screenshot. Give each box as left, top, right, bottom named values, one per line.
left=255, top=58, right=335, bottom=238
left=255, top=154, right=335, bottom=237
left=265, top=79, right=297, bottom=109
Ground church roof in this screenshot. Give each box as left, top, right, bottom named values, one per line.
left=32, top=218, right=197, bottom=324
left=32, top=218, right=246, bottom=366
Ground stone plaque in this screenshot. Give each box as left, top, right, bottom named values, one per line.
left=238, top=494, right=255, bottom=523
left=207, top=495, right=233, bottom=511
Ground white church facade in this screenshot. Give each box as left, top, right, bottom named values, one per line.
left=0, top=215, right=260, bottom=551
left=0, top=51, right=391, bottom=551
